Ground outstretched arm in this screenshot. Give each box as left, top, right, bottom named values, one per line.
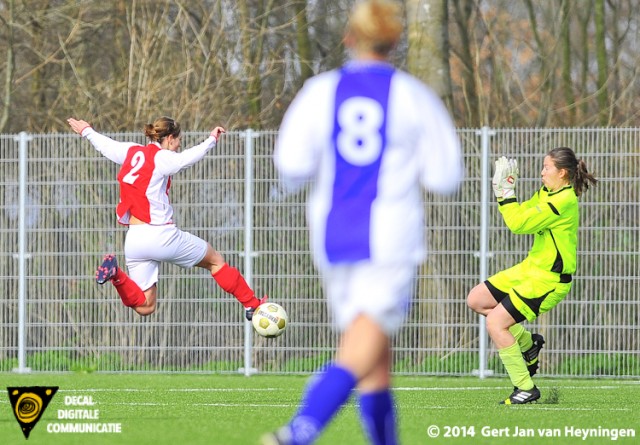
left=155, top=126, right=226, bottom=175
left=67, top=117, right=134, bottom=165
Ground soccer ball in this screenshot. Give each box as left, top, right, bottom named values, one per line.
left=252, top=303, right=288, bottom=338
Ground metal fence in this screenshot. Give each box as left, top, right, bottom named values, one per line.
left=1, top=128, right=638, bottom=377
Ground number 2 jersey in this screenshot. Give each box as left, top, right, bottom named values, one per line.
left=80, top=127, right=217, bottom=225
left=275, top=61, right=464, bottom=267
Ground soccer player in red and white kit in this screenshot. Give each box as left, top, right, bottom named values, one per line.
left=67, top=116, right=266, bottom=319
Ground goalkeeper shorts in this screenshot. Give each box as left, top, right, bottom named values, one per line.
left=486, top=262, right=572, bottom=323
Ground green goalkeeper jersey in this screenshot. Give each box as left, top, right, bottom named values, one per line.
left=498, top=185, right=578, bottom=275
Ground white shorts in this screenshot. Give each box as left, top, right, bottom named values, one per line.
left=124, top=224, right=208, bottom=291
left=322, top=262, right=415, bottom=335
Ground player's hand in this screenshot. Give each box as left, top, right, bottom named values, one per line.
left=210, top=126, right=226, bottom=141
left=67, top=118, right=92, bottom=135
left=502, top=158, right=519, bottom=199
left=492, top=156, right=510, bottom=198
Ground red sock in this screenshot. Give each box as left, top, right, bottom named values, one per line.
left=112, top=268, right=146, bottom=308
left=212, top=264, right=259, bottom=308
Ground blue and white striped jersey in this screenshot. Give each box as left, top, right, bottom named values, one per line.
left=275, top=61, right=463, bottom=268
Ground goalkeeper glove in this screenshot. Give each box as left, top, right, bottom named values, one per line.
left=502, top=158, right=519, bottom=199
left=492, top=156, right=510, bottom=198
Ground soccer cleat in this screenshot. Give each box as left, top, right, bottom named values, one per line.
left=95, top=254, right=118, bottom=285
left=522, top=333, right=545, bottom=376
left=260, top=427, right=292, bottom=445
left=245, top=295, right=268, bottom=321
left=500, top=386, right=541, bottom=405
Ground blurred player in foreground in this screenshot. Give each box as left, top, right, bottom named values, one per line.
left=67, top=117, right=266, bottom=319
left=264, top=1, right=463, bottom=443
left=467, top=147, right=597, bottom=404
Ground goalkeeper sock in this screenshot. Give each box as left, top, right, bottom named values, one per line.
left=509, top=324, right=533, bottom=353
left=287, top=363, right=357, bottom=444
left=499, top=342, right=534, bottom=390
left=112, top=269, right=146, bottom=308
left=359, top=389, right=397, bottom=445
left=212, top=264, right=260, bottom=308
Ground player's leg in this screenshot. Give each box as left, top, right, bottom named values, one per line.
left=115, top=225, right=163, bottom=315
left=510, top=323, right=542, bottom=376
left=196, top=244, right=265, bottom=317
left=468, top=282, right=535, bottom=352
left=357, top=346, right=397, bottom=445
left=261, top=264, right=410, bottom=445
left=269, top=315, right=386, bottom=445
left=486, top=303, right=539, bottom=404
left=153, top=225, right=264, bottom=318
left=120, top=257, right=159, bottom=315
left=466, top=282, right=499, bottom=316
left=469, top=268, right=538, bottom=368
left=96, top=253, right=148, bottom=312
left=518, top=277, right=571, bottom=376
left=130, top=285, right=157, bottom=316
left=467, top=263, right=522, bottom=316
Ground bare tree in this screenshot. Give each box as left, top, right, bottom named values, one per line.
left=292, top=0, right=313, bottom=84
left=559, top=0, right=576, bottom=126
left=406, top=0, right=453, bottom=105
left=594, top=0, right=609, bottom=125
left=523, top=0, right=560, bottom=127
left=450, top=0, right=480, bottom=126
left=0, top=0, right=15, bottom=132
left=1, top=0, right=640, bottom=132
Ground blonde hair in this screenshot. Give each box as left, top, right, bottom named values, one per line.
left=144, top=116, right=181, bottom=142
left=347, top=0, right=403, bottom=56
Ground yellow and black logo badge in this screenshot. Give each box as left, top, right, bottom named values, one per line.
left=7, top=386, right=58, bottom=439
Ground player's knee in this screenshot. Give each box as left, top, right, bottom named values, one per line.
left=467, top=284, right=495, bottom=315
left=134, top=305, right=156, bottom=316
left=133, top=299, right=157, bottom=316
left=485, top=311, right=508, bottom=336
left=198, top=245, right=225, bottom=272
left=466, top=287, right=481, bottom=311
left=211, top=249, right=225, bottom=267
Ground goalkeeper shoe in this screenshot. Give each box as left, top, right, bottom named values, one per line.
left=245, top=295, right=268, bottom=321
left=522, top=333, right=545, bottom=376
left=260, top=427, right=292, bottom=445
left=96, top=254, right=118, bottom=285
left=500, top=386, right=540, bottom=405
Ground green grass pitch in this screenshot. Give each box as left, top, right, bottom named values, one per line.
left=1, top=373, right=638, bottom=444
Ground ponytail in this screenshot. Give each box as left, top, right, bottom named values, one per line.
left=573, top=158, right=598, bottom=197
left=547, top=147, right=598, bottom=197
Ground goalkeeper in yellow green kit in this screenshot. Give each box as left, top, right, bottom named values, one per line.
left=467, top=147, right=597, bottom=404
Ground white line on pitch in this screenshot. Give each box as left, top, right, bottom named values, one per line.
left=393, top=386, right=624, bottom=391
left=76, top=402, right=632, bottom=412
left=57, top=385, right=630, bottom=392
left=55, top=388, right=283, bottom=392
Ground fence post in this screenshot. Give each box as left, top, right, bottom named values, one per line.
left=474, top=126, right=495, bottom=379
left=13, top=132, right=32, bottom=374
left=239, top=129, right=258, bottom=376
